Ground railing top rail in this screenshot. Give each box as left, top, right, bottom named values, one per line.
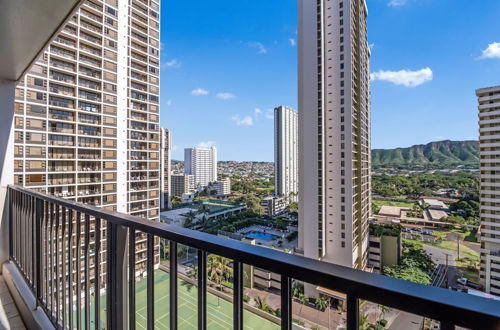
left=8, top=185, right=500, bottom=329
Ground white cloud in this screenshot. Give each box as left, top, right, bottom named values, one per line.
left=191, top=88, right=209, bottom=96
left=370, top=67, right=433, bottom=87
left=265, top=109, right=274, bottom=119
left=246, top=42, right=267, bottom=54
left=388, top=0, right=408, bottom=6
left=171, top=145, right=178, bottom=151
left=197, top=141, right=216, bottom=148
left=254, top=108, right=263, bottom=116
left=369, top=43, right=375, bottom=51
left=162, top=59, right=180, bottom=69
left=289, top=38, right=296, bottom=46
left=231, top=115, right=254, bottom=126
left=480, top=42, right=500, bottom=59
left=165, top=99, right=172, bottom=106
left=216, top=92, right=236, bottom=100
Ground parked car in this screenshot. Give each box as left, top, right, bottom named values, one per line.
left=457, top=277, right=468, bottom=286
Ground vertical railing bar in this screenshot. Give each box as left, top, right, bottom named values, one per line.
left=281, top=275, right=292, bottom=330
left=169, top=241, right=178, bottom=330
left=346, top=294, right=359, bottom=330
left=31, top=196, right=35, bottom=286
left=129, top=229, right=136, bottom=330
left=233, top=261, right=243, bottom=330
left=20, top=192, right=25, bottom=272
left=76, top=211, right=82, bottom=330
left=8, top=188, right=13, bottom=260
left=35, top=198, right=43, bottom=307
left=106, top=223, right=113, bottom=330
left=147, top=234, right=154, bottom=330
left=94, top=218, right=101, bottom=330
left=84, top=214, right=90, bottom=330
left=197, top=250, right=206, bottom=330
left=44, top=200, right=49, bottom=308
left=68, top=209, right=74, bottom=330
left=55, top=204, right=60, bottom=326
left=49, top=202, right=54, bottom=320
left=61, top=206, right=67, bottom=329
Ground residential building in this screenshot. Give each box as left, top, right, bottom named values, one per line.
left=477, top=85, right=500, bottom=296
left=274, top=105, right=298, bottom=202
left=160, top=128, right=172, bottom=209
left=184, top=146, right=217, bottom=187
left=368, top=224, right=401, bottom=274
left=12, top=0, right=161, bottom=278
left=171, top=174, right=194, bottom=197
left=261, top=195, right=287, bottom=217
left=210, top=178, right=231, bottom=196
left=298, top=0, right=371, bottom=271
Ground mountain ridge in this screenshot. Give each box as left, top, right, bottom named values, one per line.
left=372, top=140, right=479, bottom=169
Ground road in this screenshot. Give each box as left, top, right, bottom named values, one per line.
left=423, top=244, right=458, bottom=288
left=389, top=312, right=423, bottom=330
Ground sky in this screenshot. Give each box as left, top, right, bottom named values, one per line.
left=160, top=0, right=500, bottom=161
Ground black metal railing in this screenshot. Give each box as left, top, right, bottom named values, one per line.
left=7, top=185, right=500, bottom=330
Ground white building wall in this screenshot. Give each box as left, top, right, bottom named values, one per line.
left=184, top=146, right=217, bottom=187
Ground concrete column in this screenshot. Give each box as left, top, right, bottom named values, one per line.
left=0, top=79, right=15, bottom=267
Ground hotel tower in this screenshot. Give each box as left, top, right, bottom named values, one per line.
left=298, top=0, right=371, bottom=270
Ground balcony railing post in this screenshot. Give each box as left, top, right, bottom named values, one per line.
left=35, top=198, right=43, bottom=306
left=346, top=295, right=359, bottom=330
left=106, top=223, right=129, bottom=330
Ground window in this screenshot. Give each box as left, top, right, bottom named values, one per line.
left=34, top=78, right=44, bottom=87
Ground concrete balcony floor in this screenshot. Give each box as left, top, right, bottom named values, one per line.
left=0, top=276, right=25, bottom=330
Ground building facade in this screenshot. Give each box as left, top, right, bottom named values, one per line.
left=13, top=0, right=161, bottom=276
left=160, top=128, right=171, bottom=209
left=171, top=174, right=194, bottom=197
left=274, top=105, right=298, bottom=203
left=298, top=0, right=371, bottom=270
left=210, top=178, right=231, bottom=196
left=477, top=85, right=500, bottom=296
left=184, top=146, right=217, bottom=188
left=260, top=195, right=288, bottom=218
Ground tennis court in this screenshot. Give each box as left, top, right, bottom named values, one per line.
left=134, top=269, right=280, bottom=330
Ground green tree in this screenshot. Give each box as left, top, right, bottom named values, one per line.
left=207, top=255, right=232, bottom=307
left=315, top=296, right=329, bottom=328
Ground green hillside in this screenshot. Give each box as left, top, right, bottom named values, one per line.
left=372, top=140, right=479, bottom=169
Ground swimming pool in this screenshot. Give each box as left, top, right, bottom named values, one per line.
left=244, top=230, right=279, bottom=241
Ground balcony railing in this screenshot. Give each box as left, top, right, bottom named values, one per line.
left=7, top=185, right=500, bottom=330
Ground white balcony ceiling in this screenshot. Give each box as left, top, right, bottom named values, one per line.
left=0, top=0, right=82, bottom=81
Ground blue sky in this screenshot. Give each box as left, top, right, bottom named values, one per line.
left=160, top=0, right=500, bottom=161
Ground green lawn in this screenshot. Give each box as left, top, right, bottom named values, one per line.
left=134, top=269, right=279, bottom=330
left=373, top=199, right=414, bottom=209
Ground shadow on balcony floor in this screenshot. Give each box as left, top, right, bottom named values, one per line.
left=0, top=276, right=25, bottom=330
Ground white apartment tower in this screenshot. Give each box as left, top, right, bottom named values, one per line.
left=160, top=128, right=172, bottom=209
left=298, top=0, right=371, bottom=270
left=13, top=0, right=161, bottom=274
left=477, top=85, right=500, bottom=296
left=274, top=106, right=298, bottom=202
left=184, top=146, right=217, bottom=187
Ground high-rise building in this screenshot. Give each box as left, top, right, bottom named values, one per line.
left=298, top=0, right=371, bottom=270
left=184, top=146, right=217, bottom=187
left=160, top=128, right=172, bottom=209
left=171, top=174, right=194, bottom=197
left=13, top=0, right=161, bottom=274
left=274, top=106, right=298, bottom=202
left=477, top=85, right=500, bottom=296
left=210, top=178, right=231, bottom=196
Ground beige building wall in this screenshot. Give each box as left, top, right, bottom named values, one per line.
left=477, top=85, right=500, bottom=296
left=299, top=0, right=371, bottom=271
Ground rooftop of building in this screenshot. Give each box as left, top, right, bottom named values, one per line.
left=378, top=205, right=409, bottom=217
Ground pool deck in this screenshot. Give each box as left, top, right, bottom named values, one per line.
left=236, top=225, right=297, bottom=250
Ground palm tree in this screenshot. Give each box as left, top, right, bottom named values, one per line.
left=359, top=313, right=370, bottom=330
left=183, top=210, right=197, bottom=228
left=315, top=296, right=328, bottom=328
left=254, top=296, right=270, bottom=313
left=206, top=255, right=232, bottom=307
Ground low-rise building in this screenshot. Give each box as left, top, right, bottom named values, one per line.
left=260, top=195, right=287, bottom=217
left=368, top=224, right=402, bottom=274
left=160, top=199, right=246, bottom=226
left=209, top=178, right=231, bottom=196
left=171, top=174, right=195, bottom=197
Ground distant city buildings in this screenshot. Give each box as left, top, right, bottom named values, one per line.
left=477, top=85, right=500, bottom=296
left=298, top=0, right=371, bottom=271
left=171, top=174, right=194, bottom=197
left=160, top=128, right=172, bottom=209
left=274, top=106, right=298, bottom=202
left=184, top=146, right=217, bottom=187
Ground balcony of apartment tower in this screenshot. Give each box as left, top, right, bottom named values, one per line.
left=0, top=1, right=499, bottom=330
